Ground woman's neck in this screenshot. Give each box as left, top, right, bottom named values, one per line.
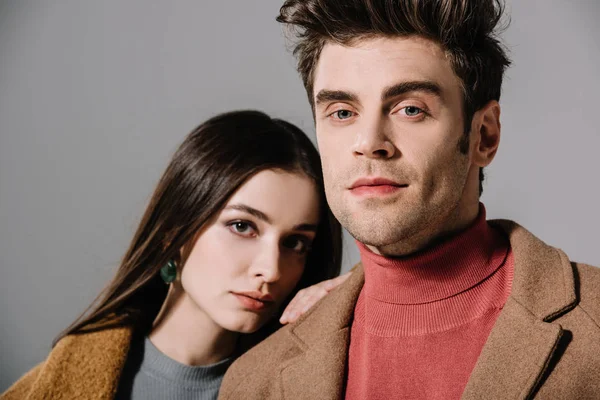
left=149, top=284, right=238, bottom=366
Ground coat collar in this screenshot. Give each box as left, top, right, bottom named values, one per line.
left=25, top=323, right=133, bottom=399
left=491, top=220, right=577, bottom=321
left=281, top=219, right=577, bottom=400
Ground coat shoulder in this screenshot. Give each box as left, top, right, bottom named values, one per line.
left=219, top=324, right=301, bottom=400
left=1, top=362, right=44, bottom=399
left=574, top=262, right=600, bottom=327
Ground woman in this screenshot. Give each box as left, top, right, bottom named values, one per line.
left=2, top=110, right=344, bottom=399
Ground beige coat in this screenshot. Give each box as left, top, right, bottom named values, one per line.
left=1, top=323, right=134, bottom=399
left=219, top=220, right=600, bottom=400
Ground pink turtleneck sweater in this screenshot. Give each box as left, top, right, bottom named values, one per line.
left=344, top=206, right=514, bottom=400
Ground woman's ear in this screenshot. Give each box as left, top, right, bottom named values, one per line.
left=470, top=100, right=501, bottom=168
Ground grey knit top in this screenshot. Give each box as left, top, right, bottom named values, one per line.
left=115, top=337, right=235, bottom=400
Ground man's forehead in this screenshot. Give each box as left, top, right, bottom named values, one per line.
left=323, top=35, right=445, bottom=58
left=312, top=35, right=458, bottom=97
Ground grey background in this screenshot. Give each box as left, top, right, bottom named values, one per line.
left=1, top=0, right=598, bottom=390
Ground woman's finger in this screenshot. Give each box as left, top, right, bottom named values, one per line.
left=321, top=271, right=352, bottom=292
left=301, top=289, right=329, bottom=313
left=280, top=288, right=308, bottom=324
left=280, top=270, right=353, bottom=324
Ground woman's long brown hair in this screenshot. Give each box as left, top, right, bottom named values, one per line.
left=54, top=110, right=342, bottom=345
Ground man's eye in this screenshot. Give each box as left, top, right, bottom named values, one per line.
left=402, top=106, right=423, bottom=117
left=332, top=110, right=355, bottom=120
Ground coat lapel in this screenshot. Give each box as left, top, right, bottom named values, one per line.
left=461, top=298, right=563, bottom=399
left=462, top=221, right=578, bottom=399
left=280, top=327, right=351, bottom=400
left=280, top=265, right=365, bottom=400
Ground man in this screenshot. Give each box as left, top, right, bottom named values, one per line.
left=219, top=1, right=600, bottom=399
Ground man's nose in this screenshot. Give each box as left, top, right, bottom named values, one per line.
left=352, top=117, right=396, bottom=159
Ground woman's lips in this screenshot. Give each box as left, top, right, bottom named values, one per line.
left=232, top=291, right=274, bottom=311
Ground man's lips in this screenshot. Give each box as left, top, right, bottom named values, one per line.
left=350, top=177, right=405, bottom=188
left=349, top=177, right=408, bottom=196
left=232, top=291, right=274, bottom=311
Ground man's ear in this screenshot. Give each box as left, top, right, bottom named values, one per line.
left=470, top=100, right=501, bottom=168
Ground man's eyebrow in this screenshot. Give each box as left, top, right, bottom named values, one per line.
left=225, top=204, right=271, bottom=223
left=382, top=81, right=443, bottom=101
left=225, top=204, right=318, bottom=232
left=315, top=90, right=359, bottom=107
left=314, top=82, right=441, bottom=108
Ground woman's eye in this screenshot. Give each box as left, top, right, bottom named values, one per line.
left=232, top=222, right=249, bottom=233
left=331, top=109, right=355, bottom=120
left=402, top=106, right=423, bottom=117
left=282, top=236, right=311, bottom=255
left=228, top=221, right=257, bottom=237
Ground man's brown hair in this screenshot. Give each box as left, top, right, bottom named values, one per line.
left=277, top=0, right=512, bottom=194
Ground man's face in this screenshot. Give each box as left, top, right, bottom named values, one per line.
left=313, top=36, right=479, bottom=254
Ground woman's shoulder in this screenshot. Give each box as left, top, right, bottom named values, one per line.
left=1, top=362, right=44, bottom=399
left=1, top=322, right=136, bottom=399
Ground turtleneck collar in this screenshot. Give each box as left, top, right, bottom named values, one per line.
left=357, top=204, right=509, bottom=305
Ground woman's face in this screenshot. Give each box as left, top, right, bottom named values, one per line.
left=180, top=169, right=321, bottom=333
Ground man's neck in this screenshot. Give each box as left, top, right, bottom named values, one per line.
left=368, top=201, right=480, bottom=257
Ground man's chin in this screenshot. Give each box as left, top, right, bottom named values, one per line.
left=346, top=226, right=407, bottom=248
left=342, top=212, right=424, bottom=245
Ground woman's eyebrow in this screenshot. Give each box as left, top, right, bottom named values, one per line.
left=225, top=204, right=271, bottom=223
left=293, top=223, right=318, bottom=232
left=226, top=204, right=319, bottom=232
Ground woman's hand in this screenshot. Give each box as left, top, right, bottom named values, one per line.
left=279, top=271, right=352, bottom=324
